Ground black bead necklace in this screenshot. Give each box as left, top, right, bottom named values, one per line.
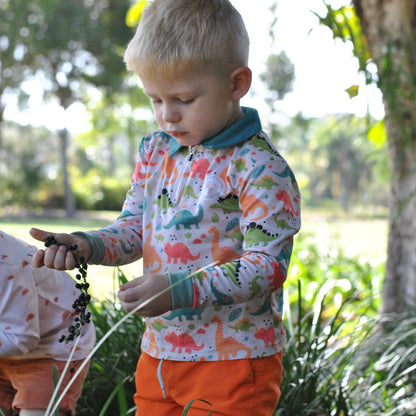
left=44, top=236, right=92, bottom=343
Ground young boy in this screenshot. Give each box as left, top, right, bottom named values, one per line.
left=0, top=231, right=95, bottom=416
left=30, top=0, right=301, bottom=414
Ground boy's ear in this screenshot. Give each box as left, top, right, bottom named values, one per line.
left=230, top=66, right=252, bottom=100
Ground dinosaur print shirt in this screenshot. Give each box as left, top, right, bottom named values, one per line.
left=0, top=231, right=96, bottom=361
left=80, top=107, right=301, bottom=361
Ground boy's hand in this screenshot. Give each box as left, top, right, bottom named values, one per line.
left=117, top=274, right=172, bottom=317
left=29, top=227, right=92, bottom=270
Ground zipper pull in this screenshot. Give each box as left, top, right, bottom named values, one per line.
left=188, top=146, right=195, bottom=161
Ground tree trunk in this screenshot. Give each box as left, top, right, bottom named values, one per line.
left=353, top=0, right=416, bottom=313
left=58, top=128, right=76, bottom=218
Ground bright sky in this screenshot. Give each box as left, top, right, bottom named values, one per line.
left=234, top=0, right=384, bottom=121
left=5, top=0, right=384, bottom=133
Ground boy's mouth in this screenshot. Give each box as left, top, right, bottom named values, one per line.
left=168, top=130, right=187, bottom=138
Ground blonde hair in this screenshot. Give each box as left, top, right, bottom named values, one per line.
left=124, top=0, right=250, bottom=78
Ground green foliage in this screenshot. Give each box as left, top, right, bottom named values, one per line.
left=77, top=270, right=145, bottom=416
left=275, top=233, right=382, bottom=414
left=347, top=314, right=416, bottom=415
left=276, top=280, right=372, bottom=415
left=276, top=236, right=415, bottom=415
left=288, top=233, right=383, bottom=319
left=275, top=114, right=390, bottom=211
left=0, top=122, right=61, bottom=208
left=261, top=51, right=295, bottom=104
left=314, top=2, right=373, bottom=85
left=72, top=168, right=129, bottom=211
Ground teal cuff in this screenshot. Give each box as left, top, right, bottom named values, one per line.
left=168, top=271, right=194, bottom=310
left=71, top=231, right=105, bottom=264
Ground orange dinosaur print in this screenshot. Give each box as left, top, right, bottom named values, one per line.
left=276, top=190, right=300, bottom=217
left=240, top=191, right=269, bottom=221
left=184, top=158, right=212, bottom=179
left=147, top=326, right=159, bottom=357
left=211, top=315, right=251, bottom=360
left=143, top=223, right=162, bottom=273
left=164, top=242, right=200, bottom=264
left=132, top=161, right=151, bottom=181
left=104, top=246, right=118, bottom=261
left=161, top=153, right=178, bottom=184
left=164, top=332, right=204, bottom=354
left=255, top=326, right=275, bottom=348
left=267, top=262, right=286, bottom=290
left=208, top=225, right=240, bottom=263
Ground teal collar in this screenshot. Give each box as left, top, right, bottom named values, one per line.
left=168, top=107, right=262, bottom=156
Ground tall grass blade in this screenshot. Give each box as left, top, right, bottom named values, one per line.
left=182, top=399, right=213, bottom=416
left=45, top=335, right=81, bottom=416
left=52, top=364, right=59, bottom=416
left=46, top=262, right=217, bottom=416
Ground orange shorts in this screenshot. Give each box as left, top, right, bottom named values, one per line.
left=0, top=358, right=89, bottom=415
left=135, top=351, right=283, bottom=416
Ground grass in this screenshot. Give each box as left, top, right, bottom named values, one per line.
left=0, top=206, right=388, bottom=300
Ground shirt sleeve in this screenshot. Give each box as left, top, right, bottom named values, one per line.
left=0, top=253, right=40, bottom=356
left=171, top=135, right=301, bottom=310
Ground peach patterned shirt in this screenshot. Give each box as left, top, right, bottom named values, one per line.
left=0, top=231, right=95, bottom=361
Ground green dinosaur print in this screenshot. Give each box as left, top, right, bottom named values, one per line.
left=151, top=320, right=168, bottom=332
left=231, top=158, right=248, bottom=173
left=209, top=195, right=239, bottom=213
left=154, top=188, right=175, bottom=213
left=229, top=318, right=255, bottom=332
left=248, top=275, right=263, bottom=300
left=249, top=135, right=275, bottom=153
left=221, top=262, right=241, bottom=287
left=275, top=218, right=298, bottom=231
left=251, top=175, right=279, bottom=190
left=225, top=228, right=243, bottom=242
left=181, top=185, right=198, bottom=199
left=155, top=233, right=165, bottom=242
left=245, top=223, right=280, bottom=248
left=193, top=271, right=205, bottom=285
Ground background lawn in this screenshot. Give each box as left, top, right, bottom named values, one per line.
left=0, top=207, right=388, bottom=300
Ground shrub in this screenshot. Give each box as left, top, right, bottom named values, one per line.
left=76, top=269, right=145, bottom=416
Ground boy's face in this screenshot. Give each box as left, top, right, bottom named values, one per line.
left=140, top=70, right=243, bottom=147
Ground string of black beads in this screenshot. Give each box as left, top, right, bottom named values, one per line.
left=44, top=235, right=92, bottom=343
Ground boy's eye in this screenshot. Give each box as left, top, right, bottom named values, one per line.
left=179, top=98, right=194, bottom=104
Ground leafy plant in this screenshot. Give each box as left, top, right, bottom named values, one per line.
left=347, top=314, right=416, bottom=415
left=76, top=268, right=145, bottom=416
left=276, top=280, right=373, bottom=416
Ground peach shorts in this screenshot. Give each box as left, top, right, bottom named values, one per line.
left=134, top=351, right=283, bottom=416
left=0, top=358, right=89, bottom=415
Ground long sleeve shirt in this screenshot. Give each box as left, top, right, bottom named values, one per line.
left=78, top=107, right=301, bottom=361
left=0, top=231, right=95, bottom=361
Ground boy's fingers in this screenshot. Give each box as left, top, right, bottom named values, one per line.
left=30, top=227, right=76, bottom=247
left=29, top=227, right=54, bottom=243
left=31, top=249, right=46, bottom=268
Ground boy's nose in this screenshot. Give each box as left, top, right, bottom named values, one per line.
left=163, top=105, right=180, bottom=123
